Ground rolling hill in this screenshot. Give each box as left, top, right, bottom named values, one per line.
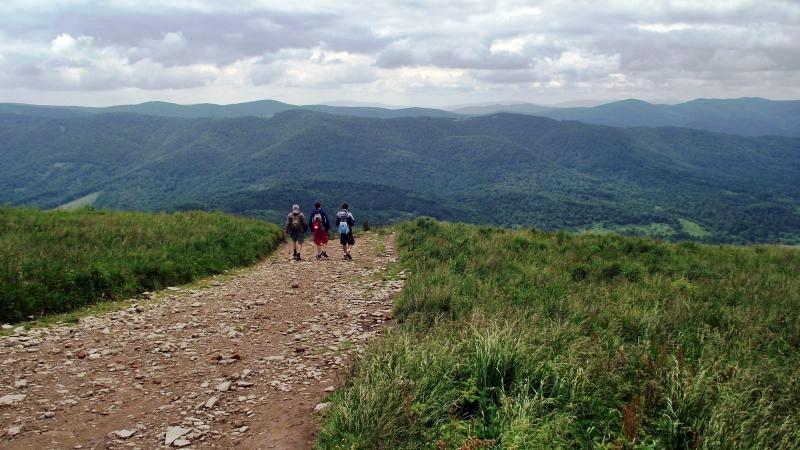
left=3, top=97, right=799, bottom=137
left=454, top=98, right=800, bottom=137
left=1, top=110, right=798, bottom=243
left=0, top=100, right=460, bottom=120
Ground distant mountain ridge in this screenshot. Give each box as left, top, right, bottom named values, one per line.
left=0, top=100, right=459, bottom=120
left=1, top=110, right=798, bottom=243
left=453, top=97, right=800, bottom=137
left=2, top=97, right=798, bottom=136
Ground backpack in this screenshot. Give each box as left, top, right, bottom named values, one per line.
left=313, top=213, right=323, bottom=224
left=338, top=218, right=350, bottom=235
left=290, top=213, right=303, bottom=232
left=312, top=214, right=322, bottom=231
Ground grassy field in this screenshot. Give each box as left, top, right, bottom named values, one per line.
left=318, top=218, right=800, bottom=449
left=0, top=207, right=282, bottom=323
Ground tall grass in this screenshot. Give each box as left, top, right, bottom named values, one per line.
left=0, top=207, right=282, bottom=322
left=317, top=218, right=800, bottom=449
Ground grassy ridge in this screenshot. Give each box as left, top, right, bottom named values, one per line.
left=0, top=207, right=282, bottom=322
left=318, top=218, right=800, bottom=449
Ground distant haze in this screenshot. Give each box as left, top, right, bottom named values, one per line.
left=0, top=1, right=798, bottom=107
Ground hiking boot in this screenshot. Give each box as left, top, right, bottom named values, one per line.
left=321, top=251, right=329, bottom=258
left=346, top=253, right=353, bottom=260
left=316, top=254, right=322, bottom=260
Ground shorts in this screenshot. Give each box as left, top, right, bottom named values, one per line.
left=289, top=230, right=305, bottom=243
left=340, top=232, right=355, bottom=246
left=313, top=228, right=329, bottom=246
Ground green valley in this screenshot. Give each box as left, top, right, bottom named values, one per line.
left=1, top=110, right=798, bottom=244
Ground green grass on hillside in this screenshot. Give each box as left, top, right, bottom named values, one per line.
left=317, top=218, right=800, bottom=449
left=0, top=207, right=282, bottom=323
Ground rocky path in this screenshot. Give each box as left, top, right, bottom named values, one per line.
left=0, top=232, right=403, bottom=449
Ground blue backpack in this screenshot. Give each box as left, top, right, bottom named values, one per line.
left=338, top=219, right=350, bottom=235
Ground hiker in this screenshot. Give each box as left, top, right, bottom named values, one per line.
left=336, top=203, right=356, bottom=260
left=309, top=201, right=330, bottom=260
left=285, top=204, right=308, bottom=260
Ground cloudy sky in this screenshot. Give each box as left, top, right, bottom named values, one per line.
left=0, top=0, right=798, bottom=107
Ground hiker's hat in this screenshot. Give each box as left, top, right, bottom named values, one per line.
left=292, top=204, right=300, bottom=213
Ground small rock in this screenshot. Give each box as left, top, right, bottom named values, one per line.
left=14, top=379, right=28, bottom=389
left=164, top=426, right=190, bottom=445
left=238, top=426, right=248, bottom=433
left=166, top=287, right=181, bottom=292
left=75, top=350, right=88, bottom=359
left=113, top=429, right=136, bottom=439
left=134, top=305, right=145, bottom=313
left=265, top=356, right=284, bottom=362
left=204, top=396, right=219, bottom=408
left=191, top=302, right=202, bottom=307
left=42, top=411, right=55, bottom=419
left=291, top=282, right=300, bottom=289
left=216, top=381, right=232, bottom=392
left=1, top=324, right=12, bottom=330
left=6, top=426, right=21, bottom=437
left=0, top=394, right=26, bottom=406
left=314, top=402, right=332, bottom=412
left=324, top=386, right=335, bottom=392
left=236, top=381, right=254, bottom=387
left=173, top=439, right=191, bottom=447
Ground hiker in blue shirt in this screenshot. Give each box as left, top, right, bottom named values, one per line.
left=309, top=201, right=330, bottom=260
left=335, top=203, right=356, bottom=260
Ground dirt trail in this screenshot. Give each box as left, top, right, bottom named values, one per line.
left=1, top=232, right=402, bottom=449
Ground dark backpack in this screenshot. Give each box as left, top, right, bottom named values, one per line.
left=290, top=213, right=303, bottom=232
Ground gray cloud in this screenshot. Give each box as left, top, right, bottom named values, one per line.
left=0, top=0, right=798, bottom=104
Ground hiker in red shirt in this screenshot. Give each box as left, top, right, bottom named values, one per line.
left=309, top=201, right=330, bottom=260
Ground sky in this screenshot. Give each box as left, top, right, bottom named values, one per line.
left=0, top=0, right=798, bottom=108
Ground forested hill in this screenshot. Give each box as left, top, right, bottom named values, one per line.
left=3, top=97, right=799, bottom=137
left=454, top=97, right=800, bottom=137
left=0, top=100, right=459, bottom=120
left=1, top=110, right=799, bottom=244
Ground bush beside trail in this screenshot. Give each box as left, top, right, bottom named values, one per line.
left=0, top=207, right=282, bottom=322
left=317, top=218, right=800, bottom=449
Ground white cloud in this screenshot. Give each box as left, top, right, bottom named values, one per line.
left=0, top=0, right=798, bottom=105
left=633, top=23, right=693, bottom=33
